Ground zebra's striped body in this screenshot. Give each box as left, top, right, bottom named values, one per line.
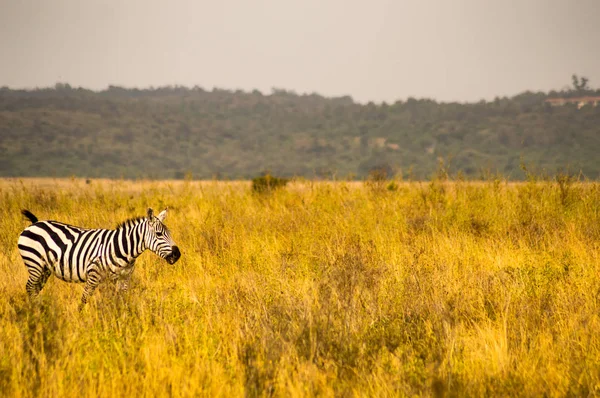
left=18, top=208, right=181, bottom=307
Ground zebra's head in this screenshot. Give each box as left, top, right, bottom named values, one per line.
left=145, top=207, right=181, bottom=265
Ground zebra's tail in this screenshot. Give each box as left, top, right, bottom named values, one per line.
left=21, top=210, right=39, bottom=224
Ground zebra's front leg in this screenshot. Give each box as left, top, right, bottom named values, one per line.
left=116, top=260, right=135, bottom=293
left=79, top=264, right=103, bottom=310
left=116, top=275, right=131, bottom=292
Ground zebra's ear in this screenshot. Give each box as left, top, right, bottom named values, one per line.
left=147, top=208, right=154, bottom=219
left=157, top=208, right=168, bottom=222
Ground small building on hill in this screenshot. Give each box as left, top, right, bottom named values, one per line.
left=545, top=96, right=600, bottom=109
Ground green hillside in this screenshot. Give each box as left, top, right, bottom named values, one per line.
left=1, top=84, right=599, bottom=180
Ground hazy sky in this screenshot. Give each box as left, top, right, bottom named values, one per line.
left=1, top=0, right=599, bottom=103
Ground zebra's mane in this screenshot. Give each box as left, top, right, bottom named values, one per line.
left=116, top=216, right=146, bottom=230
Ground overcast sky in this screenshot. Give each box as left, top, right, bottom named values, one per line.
left=1, top=0, right=599, bottom=103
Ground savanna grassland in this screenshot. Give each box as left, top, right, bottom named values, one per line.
left=1, top=177, right=600, bottom=397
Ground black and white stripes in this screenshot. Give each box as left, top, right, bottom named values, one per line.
left=18, top=208, right=181, bottom=307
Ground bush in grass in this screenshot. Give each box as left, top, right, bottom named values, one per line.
left=251, top=172, right=289, bottom=193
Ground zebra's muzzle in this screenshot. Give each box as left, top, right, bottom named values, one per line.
left=165, top=246, right=181, bottom=264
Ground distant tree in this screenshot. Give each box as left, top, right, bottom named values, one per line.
left=54, top=82, right=72, bottom=91
left=581, top=76, right=589, bottom=90
left=572, top=74, right=590, bottom=92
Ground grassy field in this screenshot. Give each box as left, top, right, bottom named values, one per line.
left=1, top=177, right=600, bottom=397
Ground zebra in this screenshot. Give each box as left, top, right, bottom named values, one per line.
left=18, top=207, right=181, bottom=308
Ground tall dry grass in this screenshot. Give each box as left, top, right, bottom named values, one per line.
left=1, top=176, right=599, bottom=397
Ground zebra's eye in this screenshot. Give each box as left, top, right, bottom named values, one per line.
left=156, top=231, right=164, bottom=237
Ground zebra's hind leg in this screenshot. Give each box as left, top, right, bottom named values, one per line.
left=79, top=263, right=103, bottom=311
left=25, top=267, right=51, bottom=299
left=39, top=268, right=52, bottom=292
left=25, top=276, right=41, bottom=299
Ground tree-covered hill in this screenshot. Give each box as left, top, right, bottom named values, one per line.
left=1, top=83, right=599, bottom=180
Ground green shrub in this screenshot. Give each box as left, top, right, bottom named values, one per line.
left=251, top=173, right=289, bottom=193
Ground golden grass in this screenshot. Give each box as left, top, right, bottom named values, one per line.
left=1, top=177, right=600, bottom=397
